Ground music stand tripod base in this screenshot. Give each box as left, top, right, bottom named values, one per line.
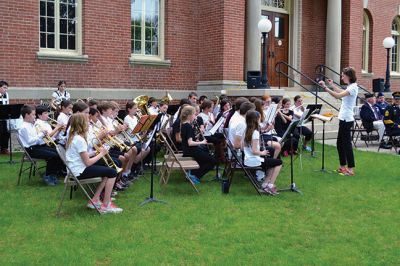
left=140, top=197, right=167, bottom=206
left=279, top=183, right=302, bottom=194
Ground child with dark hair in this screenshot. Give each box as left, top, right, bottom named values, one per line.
left=244, top=110, right=282, bottom=195
left=18, top=105, right=64, bottom=186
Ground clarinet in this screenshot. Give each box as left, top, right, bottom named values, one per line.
left=192, top=118, right=204, bottom=141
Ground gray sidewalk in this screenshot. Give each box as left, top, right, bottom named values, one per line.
left=323, top=139, right=399, bottom=155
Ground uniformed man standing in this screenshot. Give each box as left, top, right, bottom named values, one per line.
left=0, top=80, right=10, bottom=154
left=383, top=91, right=400, bottom=138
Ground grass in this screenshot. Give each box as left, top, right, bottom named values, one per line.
left=0, top=144, right=399, bottom=265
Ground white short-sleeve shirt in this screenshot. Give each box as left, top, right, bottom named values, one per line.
left=52, top=90, right=70, bottom=104
left=66, top=134, right=88, bottom=177
left=57, top=112, right=70, bottom=126
left=124, top=115, right=138, bottom=131
left=338, top=83, right=358, bottom=122
left=244, top=130, right=263, bottom=167
left=228, top=113, right=245, bottom=145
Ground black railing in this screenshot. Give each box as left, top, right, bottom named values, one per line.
left=275, top=61, right=339, bottom=112
left=315, top=64, right=368, bottom=104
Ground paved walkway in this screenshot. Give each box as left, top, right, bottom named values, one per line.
left=323, top=139, right=399, bottom=155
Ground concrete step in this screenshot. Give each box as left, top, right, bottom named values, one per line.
left=314, top=130, right=338, bottom=140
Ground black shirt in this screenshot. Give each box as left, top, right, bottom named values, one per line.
left=171, top=118, right=182, bottom=150
left=274, top=109, right=293, bottom=137
left=181, top=122, right=197, bottom=156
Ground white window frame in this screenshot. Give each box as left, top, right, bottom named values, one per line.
left=261, top=0, right=289, bottom=14
left=37, top=0, right=86, bottom=61
left=362, top=11, right=370, bottom=73
left=130, top=0, right=169, bottom=66
left=391, top=17, right=400, bottom=74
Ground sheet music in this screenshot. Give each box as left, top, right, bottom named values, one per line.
left=205, top=117, right=225, bottom=136
left=297, top=109, right=309, bottom=127
left=263, top=104, right=278, bottom=125
left=279, top=120, right=300, bottom=144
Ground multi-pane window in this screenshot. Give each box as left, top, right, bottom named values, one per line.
left=391, top=18, right=399, bottom=72
left=40, top=0, right=78, bottom=52
left=362, top=11, right=370, bottom=72
left=261, top=0, right=286, bottom=9
left=131, top=0, right=160, bottom=56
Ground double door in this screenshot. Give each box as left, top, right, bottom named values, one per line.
left=262, top=11, right=289, bottom=87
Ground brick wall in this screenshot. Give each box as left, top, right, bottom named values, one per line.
left=0, top=0, right=201, bottom=90
left=342, top=0, right=400, bottom=91
left=300, top=0, right=327, bottom=83
left=1, top=1, right=399, bottom=93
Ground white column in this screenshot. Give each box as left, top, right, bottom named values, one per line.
left=246, top=0, right=261, bottom=72
left=325, top=0, right=342, bottom=82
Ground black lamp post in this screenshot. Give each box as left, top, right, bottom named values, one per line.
left=258, top=18, right=272, bottom=89
left=383, top=37, right=395, bottom=92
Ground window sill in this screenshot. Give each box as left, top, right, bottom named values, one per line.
left=390, top=72, right=400, bottom=79
left=129, top=57, right=171, bottom=67
left=361, top=71, right=374, bottom=77
left=36, top=52, right=89, bottom=63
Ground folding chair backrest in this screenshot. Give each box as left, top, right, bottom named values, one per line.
left=55, top=144, right=78, bottom=182
left=353, top=106, right=361, bottom=120
left=162, top=128, right=180, bottom=153
left=55, top=144, right=67, bottom=164
left=16, top=134, right=35, bottom=161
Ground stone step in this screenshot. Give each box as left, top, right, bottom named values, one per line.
left=314, top=130, right=338, bottom=140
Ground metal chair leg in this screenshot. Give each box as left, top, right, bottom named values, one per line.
left=57, top=184, right=69, bottom=217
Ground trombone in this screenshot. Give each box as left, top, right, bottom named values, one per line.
left=92, top=136, right=123, bottom=173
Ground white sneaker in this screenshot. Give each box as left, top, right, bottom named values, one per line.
left=100, top=203, right=123, bottom=214
left=256, top=170, right=265, bottom=182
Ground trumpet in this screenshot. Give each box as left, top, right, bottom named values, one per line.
left=34, top=123, right=57, bottom=147
left=112, top=118, right=134, bottom=147
left=114, top=117, right=142, bottom=144
left=92, top=136, right=123, bottom=173
left=91, top=121, right=128, bottom=152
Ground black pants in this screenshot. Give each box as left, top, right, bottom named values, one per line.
left=27, top=145, right=65, bottom=176
left=185, top=148, right=217, bottom=179
left=0, top=121, right=9, bottom=149
left=294, top=126, right=312, bottom=142
left=387, top=128, right=400, bottom=137
left=337, top=120, right=355, bottom=168
left=261, top=157, right=282, bottom=173
left=77, top=165, right=117, bottom=180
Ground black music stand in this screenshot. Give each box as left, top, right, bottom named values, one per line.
left=306, top=104, right=322, bottom=157
left=0, top=104, right=23, bottom=164
left=140, top=113, right=167, bottom=206
left=279, top=120, right=301, bottom=194
left=311, top=114, right=333, bottom=173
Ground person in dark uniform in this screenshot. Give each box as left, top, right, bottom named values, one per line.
left=359, top=93, right=385, bottom=143
left=0, top=80, right=10, bottom=154
left=383, top=91, right=400, bottom=138
left=375, top=92, right=388, bottom=118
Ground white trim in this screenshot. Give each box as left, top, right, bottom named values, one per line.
left=261, top=0, right=290, bottom=14
left=38, top=0, right=82, bottom=55
left=362, top=11, right=370, bottom=72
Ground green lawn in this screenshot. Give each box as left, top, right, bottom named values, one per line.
left=0, top=145, right=399, bottom=265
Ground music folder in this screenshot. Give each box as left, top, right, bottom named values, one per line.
left=131, top=114, right=158, bottom=134
left=0, top=104, right=24, bottom=120
left=305, top=104, right=322, bottom=120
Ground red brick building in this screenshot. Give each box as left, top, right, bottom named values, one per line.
left=0, top=0, right=399, bottom=102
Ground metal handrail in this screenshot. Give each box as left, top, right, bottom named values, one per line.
left=275, top=61, right=339, bottom=111
left=315, top=64, right=368, bottom=104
